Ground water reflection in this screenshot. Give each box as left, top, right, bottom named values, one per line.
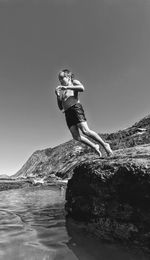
left=0, top=187, right=149, bottom=260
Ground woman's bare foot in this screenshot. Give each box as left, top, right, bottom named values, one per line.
left=105, top=143, right=113, bottom=156
left=95, top=144, right=102, bottom=157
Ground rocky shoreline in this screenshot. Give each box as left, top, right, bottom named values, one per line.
left=1, top=143, right=150, bottom=254
left=0, top=177, right=68, bottom=192
left=2, top=114, right=150, bottom=253
left=0, top=179, right=31, bottom=191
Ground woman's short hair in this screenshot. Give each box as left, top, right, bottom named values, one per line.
left=58, top=69, right=74, bottom=82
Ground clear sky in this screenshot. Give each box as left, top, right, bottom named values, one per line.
left=0, top=0, right=150, bottom=175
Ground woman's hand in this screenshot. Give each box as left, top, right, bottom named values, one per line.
left=60, top=85, right=67, bottom=90
left=55, top=85, right=67, bottom=94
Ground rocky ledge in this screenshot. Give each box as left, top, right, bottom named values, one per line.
left=65, top=144, right=150, bottom=252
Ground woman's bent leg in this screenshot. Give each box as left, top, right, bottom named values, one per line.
left=69, top=125, right=102, bottom=157
left=78, top=121, right=113, bottom=156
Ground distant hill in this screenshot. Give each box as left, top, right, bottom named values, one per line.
left=13, top=114, right=150, bottom=180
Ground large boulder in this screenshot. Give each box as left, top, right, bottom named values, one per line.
left=65, top=144, right=150, bottom=251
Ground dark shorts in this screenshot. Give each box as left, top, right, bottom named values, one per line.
left=65, top=103, right=86, bottom=129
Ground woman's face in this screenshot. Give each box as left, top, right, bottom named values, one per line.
left=59, top=73, right=71, bottom=86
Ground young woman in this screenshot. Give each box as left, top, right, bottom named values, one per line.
left=55, top=69, right=113, bottom=157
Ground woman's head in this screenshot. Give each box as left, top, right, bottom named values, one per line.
left=58, top=69, right=74, bottom=85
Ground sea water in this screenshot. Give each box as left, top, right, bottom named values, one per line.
left=0, top=186, right=149, bottom=260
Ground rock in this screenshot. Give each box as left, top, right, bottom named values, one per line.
left=65, top=144, right=150, bottom=251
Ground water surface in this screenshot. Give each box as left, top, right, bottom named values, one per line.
left=0, top=186, right=149, bottom=260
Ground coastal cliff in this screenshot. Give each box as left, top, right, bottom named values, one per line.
left=14, top=114, right=150, bottom=182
